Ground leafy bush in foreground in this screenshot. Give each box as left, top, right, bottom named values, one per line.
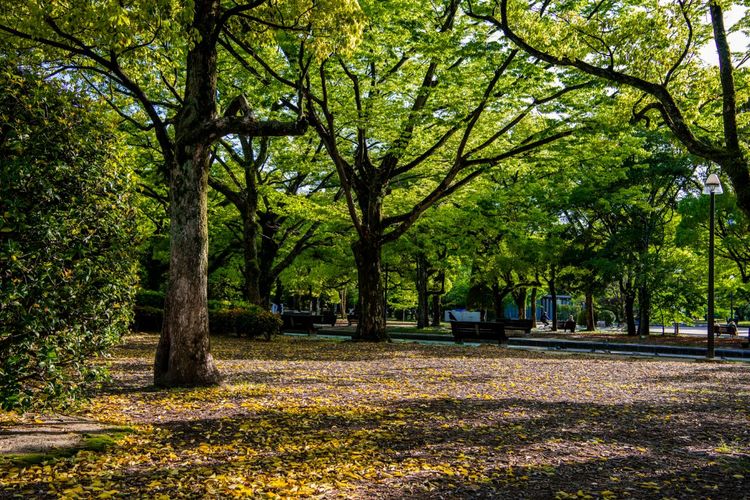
left=0, top=66, right=138, bottom=411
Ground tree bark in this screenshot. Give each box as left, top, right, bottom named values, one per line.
left=241, top=202, right=262, bottom=304
left=155, top=0, right=223, bottom=387
left=550, top=265, right=558, bottom=331
left=512, top=287, right=527, bottom=319
left=352, top=238, right=388, bottom=341
left=491, top=283, right=509, bottom=320
left=624, top=290, right=637, bottom=337
left=416, top=253, right=430, bottom=328
left=530, top=286, right=538, bottom=328
left=585, top=291, right=595, bottom=331
left=637, top=285, right=651, bottom=337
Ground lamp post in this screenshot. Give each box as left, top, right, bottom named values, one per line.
left=703, top=173, right=723, bottom=359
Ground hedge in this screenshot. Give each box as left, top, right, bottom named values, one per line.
left=133, top=295, right=280, bottom=340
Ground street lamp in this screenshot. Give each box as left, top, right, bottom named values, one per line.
left=703, top=173, right=723, bottom=359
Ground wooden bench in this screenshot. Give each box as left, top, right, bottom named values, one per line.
left=321, top=311, right=337, bottom=327
left=558, top=319, right=576, bottom=332
left=281, top=313, right=322, bottom=334
left=450, top=321, right=507, bottom=344
left=714, top=323, right=738, bottom=336
left=503, top=318, right=533, bottom=333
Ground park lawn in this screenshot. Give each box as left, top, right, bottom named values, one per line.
left=1, top=333, right=749, bottom=498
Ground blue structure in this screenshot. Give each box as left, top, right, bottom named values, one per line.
left=502, top=295, right=572, bottom=320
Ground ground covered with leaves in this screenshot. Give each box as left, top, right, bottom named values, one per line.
left=1, top=334, right=749, bottom=498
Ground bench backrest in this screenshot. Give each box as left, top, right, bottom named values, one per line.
left=450, top=321, right=507, bottom=342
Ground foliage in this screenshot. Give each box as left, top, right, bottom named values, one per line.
left=0, top=66, right=138, bottom=411
left=209, top=307, right=281, bottom=340
left=133, top=298, right=281, bottom=340
left=134, top=290, right=165, bottom=309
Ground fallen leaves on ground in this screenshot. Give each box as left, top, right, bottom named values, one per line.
left=1, top=334, right=749, bottom=498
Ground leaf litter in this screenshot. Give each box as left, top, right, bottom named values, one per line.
left=1, top=333, right=749, bottom=498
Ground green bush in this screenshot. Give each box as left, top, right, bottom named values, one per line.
left=597, top=309, right=616, bottom=326
left=210, top=308, right=281, bottom=340
left=132, top=306, right=164, bottom=332
left=0, top=66, right=138, bottom=411
left=135, top=290, right=165, bottom=309
left=133, top=302, right=281, bottom=340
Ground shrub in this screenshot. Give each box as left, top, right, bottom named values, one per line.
left=597, top=309, right=616, bottom=326
left=132, top=306, right=164, bottom=333
left=0, top=67, right=138, bottom=411
left=133, top=301, right=281, bottom=340
left=135, top=290, right=165, bottom=309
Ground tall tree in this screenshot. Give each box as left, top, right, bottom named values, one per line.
left=208, top=133, right=342, bottom=305
left=250, top=0, right=586, bottom=339
left=473, top=0, right=750, bottom=219
left=0, top=0, right=361, bottom=386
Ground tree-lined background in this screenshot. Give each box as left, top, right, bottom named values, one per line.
left=2, top=0, right=750, bottom=410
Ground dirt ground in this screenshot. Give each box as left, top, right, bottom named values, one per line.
left=0, top=415, right=118, bottom=457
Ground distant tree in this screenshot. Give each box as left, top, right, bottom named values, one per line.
left=208, top=134, right=344, bottom=306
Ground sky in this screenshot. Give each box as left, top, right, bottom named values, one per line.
left=699, top=6, right=748, bottom=66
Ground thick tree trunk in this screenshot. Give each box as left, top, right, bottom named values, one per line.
left=353, top=239, right=388, bottom=341
left=242, top=209, right=262, bottom=305
left=585, top=291, right=595, bottom=331
left=155, top=145, right=221, bottom=387
left=491, top=283, right=505, bottom=320
left=530, top=286, right=538, bottom=328
left=624, top=291, right=636, bottom=336
left=512, top=288, right=527, bottom=319
left=154, top=0, right=222, bottom=387
left=431, top=291, right=442, bottom=327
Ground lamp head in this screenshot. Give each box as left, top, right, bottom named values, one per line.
left=703, top=173, right=723, bottom=195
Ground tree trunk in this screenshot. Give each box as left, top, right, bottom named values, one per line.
left=242, top=206, right=262, bottom=305
left=624, top=291, right=636, bottom=336
left=155, top=144, right=221, bottom=387
left=585, top=291, right=595, bottom=331
left=416, top=254, right=429, bottom=328
left=530, top=286, right=538, bottom=328
left=353, top=239, right=388, bottom=341
left=431, top=292, right=441, bottom=327
left=491, top=283, right=504, bottom=320
left=512, top=288, right=527, bottom=319
left=638, top=285, right=651, bottom=337
left=550, top=266, right=558, bottom=331
left=154, top=1, right=221, bottom=387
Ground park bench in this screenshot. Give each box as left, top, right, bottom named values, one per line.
left=321, top=311, right=337, bottom=327
left=558, top=319, right=576, bottom=332
left=281, top=313, right=322, bottom=334
left=503, top=318, right=533, bottom=334
left=713, top=323, right=738, bottom=336
left=450, top=321, right=507, bottom=344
